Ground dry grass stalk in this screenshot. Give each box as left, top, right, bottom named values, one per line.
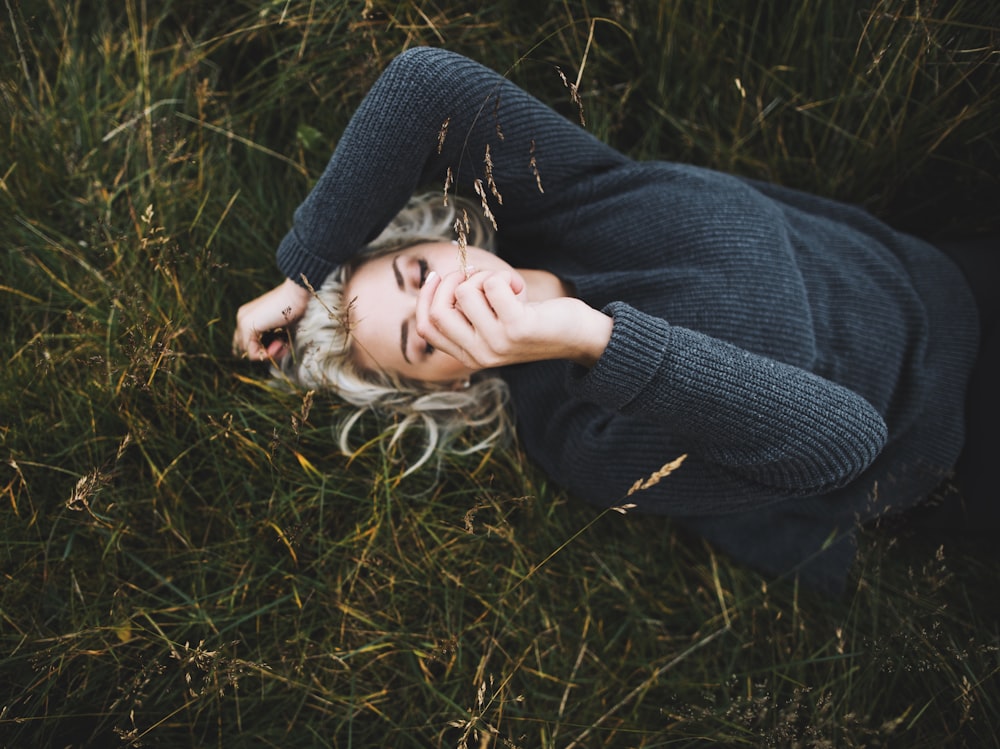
left=301, top=272, right=358, bottom=353
left=442, top=166, right=453, bottom=206
left=473, top=178, right=498, bottom=231
left=493, top=93, right=504, bottom=141
left=291, top=389, right=314, bottom=435
left=4, top=0, right=35, bottom=105
left=437, top=116, right=450, bottom=154
left=556, top=65, right=586, bottom=126
left=484, top=144, right=502, bottom=204
left=528, top=138, right=543, bottom=193
left=609, top=502, right=637, bottom=515
left=67, top=469, right=105, bottom=512
left=626, top=454, right=688, bottom=496
left=564, top=625, right=730, bottom=749
left=454, top=208, right=471, bottom=278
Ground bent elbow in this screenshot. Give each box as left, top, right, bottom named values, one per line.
left=805, top=410, right=888, bottom=493
left=713, top=404, right=889, bottom=496
left=776, top=407, right=888, bottom=494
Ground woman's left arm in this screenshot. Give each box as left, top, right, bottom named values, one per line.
left=567, top=301, right=889, bottom=496
left=417, top=269, right=886, bottom=497
left=415, top=268, right=612, bottom=370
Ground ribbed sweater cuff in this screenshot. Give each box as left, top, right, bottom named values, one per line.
left=276, top=228, right=339, bottom=289
left=567, top=301, right=670, bottom=410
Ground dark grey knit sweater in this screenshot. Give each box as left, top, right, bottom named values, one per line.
left=275, top=48, right=979, bottom=589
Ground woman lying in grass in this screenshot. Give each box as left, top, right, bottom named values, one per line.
left=233, top=47, right=996, bottom=591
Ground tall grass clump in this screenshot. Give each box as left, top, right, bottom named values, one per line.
left=2, top=1, right=999, bottom=747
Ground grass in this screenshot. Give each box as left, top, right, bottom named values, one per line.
left=2, top=0, right=999, bottom=746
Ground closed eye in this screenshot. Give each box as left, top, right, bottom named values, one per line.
left=418, top=258, right=429, bottom=288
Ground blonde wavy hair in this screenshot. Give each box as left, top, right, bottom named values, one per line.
left=277, top=193, right=511, bottom=473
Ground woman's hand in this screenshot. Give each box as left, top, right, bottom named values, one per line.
left=232, top=278, right=312, bottom=361
left=415, top=269, right=612, bottom=370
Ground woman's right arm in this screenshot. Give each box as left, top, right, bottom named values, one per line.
left=421, top=269, right=889, bottom=505
left=235, top=47, right=624, bottom=357
left=273, top=46, right=628, bottom=288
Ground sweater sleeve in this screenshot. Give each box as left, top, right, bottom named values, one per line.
left=565, top=302, right=888, bottom=497
left=276, top=47, right=627, bottom=286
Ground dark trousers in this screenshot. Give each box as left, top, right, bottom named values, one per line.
left=932, top=236, right=1000, bottom=530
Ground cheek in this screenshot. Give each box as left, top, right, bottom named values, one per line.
left=419, top=348, right=472, bottom=384
left=345, top=320, right=382, bottom=375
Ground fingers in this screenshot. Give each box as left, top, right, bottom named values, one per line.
left=416, top=269, right=528, bottom=368
left=235, top=324, right=292, bottom=362
left=415, top=270, right=473, bottom=358
left=233, top=324, right=270, bottom=361
left=477, top=272, right=524, bottom=323
left=232, top=320, right=256, bottom=359
left=422, top=270, right=494, bottom=340
left=232, top=305, right=272, bottom=360
left=232, top=278, right=312, bottom=362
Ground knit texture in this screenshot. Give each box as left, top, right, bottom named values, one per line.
left=274, top=48, right=979, bottom=590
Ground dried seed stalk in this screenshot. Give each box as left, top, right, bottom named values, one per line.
left=442, top=166, right=453, bottom=206
left=556, top=66, right=586, bottom=126
left=454, top=209, right=471, bottom=278
left=302, top=273, right=358, bottom=352
left=484, top=144, right=502, bottom=205
left=529, top=139, right=543, bottom=193
left=626, top=454, right=688, bottom=496
left=493, top=92, right=504, bottom=141
left=473, top=178, right=498, bottom=231
left=437, top=116, right=450, bottom=154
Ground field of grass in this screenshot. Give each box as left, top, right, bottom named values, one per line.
left=2, top=1, right=999, bottom=746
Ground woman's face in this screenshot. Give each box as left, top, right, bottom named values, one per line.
left=344, top=242, right=517, bottom=384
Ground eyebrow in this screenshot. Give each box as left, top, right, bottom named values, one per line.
left=400, top=320, right=411, bottom=364
left=393, top=257, right=412, bottom=363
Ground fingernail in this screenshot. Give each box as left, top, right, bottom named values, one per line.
left=426, top=270, right=438, bottom=283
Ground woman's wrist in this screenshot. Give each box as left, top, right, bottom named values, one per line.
left=284, top=275, right=313, bottom=296
left=568, top=303, right=613, bottom=368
